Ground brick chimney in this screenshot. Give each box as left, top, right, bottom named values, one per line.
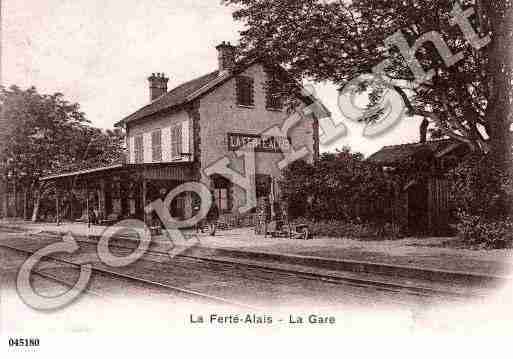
left=148, top=73, right=169, bottom=101
left=215, top=41, right=236, bottom=73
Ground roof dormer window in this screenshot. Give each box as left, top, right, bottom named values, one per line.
left=266, top=77, right=283, bottom=110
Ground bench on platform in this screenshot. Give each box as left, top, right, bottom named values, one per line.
left=269, top=222, right=312, bottom=240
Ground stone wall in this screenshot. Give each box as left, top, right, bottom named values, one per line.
left=123, top=62, right=319, bottom=219
left=198, top=63, right=317, bottom=214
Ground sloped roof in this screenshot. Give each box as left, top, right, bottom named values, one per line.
left=117, top=70, right=221, bottom=126
left=367, top=139, right=461, bottom=165
left=40, top=161, right=192, bottom=181
left=116, top=57, right=329, bottom=127
left=40, top=163, right=124, bottom=181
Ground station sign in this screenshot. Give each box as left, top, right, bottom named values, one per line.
left=227, top=132, right=291, bottom=153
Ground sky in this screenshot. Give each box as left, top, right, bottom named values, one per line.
left=2, top=0, right=422, bottom=156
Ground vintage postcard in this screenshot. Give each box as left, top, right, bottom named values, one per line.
left=1, top=0, right=512, bottom=357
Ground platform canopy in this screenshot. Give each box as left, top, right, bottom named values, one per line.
left=40, top=162, right=196, bottom=183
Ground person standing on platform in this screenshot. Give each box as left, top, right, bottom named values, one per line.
left=263, top=197, right=272, bottom=237
left=87, top=207, right=97, bottom=228
left=193, top=204, right=205, bottom=233
left=206, top=199, right=219, bottom=236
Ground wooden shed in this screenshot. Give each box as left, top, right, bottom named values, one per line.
left=367, top=139, right=470, bottom=236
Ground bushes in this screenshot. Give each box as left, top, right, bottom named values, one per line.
left=279, top=148, right=405, bottom=240
left=448, top=154, right=512, bottom=220
left=456, top=212, right=513, bottom=249
left=448, top=154, right=513, bottom=249
left=280, top=149, right=400, bottom=223
left=290, top=217, right=402, bottom=240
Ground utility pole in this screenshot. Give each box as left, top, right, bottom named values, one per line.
left=0, top=0, right=4, bottom=218
left=1, top=0, right=3, bottom=86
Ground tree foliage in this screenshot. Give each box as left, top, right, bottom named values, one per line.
left=0, top=85, right=125, bottom=218
left=225, top=0, right=512, bottom=165
left=448, top=153, right=512, bottom=219
left=1, top=86, right=87, bottom=186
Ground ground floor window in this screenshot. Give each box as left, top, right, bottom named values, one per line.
left=213, top=188, right=229, bottom=211
left=211, top=175, right=231, bottom=212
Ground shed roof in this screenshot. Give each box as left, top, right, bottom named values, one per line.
left=367, top=139, right=463, bottom=165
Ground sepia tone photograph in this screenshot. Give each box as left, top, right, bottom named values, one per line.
left=1, top=0, right=512, bottom=356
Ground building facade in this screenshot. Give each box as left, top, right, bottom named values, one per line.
left=41, top=42, right=321, bottom=226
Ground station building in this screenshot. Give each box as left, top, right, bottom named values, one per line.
left=41, top=42, right=322, bottom=226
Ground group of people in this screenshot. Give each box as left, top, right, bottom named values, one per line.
left=195, top=197, right=220, bottom=236
left=198, top=196, right=283, bottom=237
left=85, top=191, right=282, bottom=238
left=258, top=198, right=285, bottom=236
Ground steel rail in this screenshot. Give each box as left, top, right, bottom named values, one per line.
left=0, top=243, right=260, bottom=310
left=72, top=238, right=478, bottom=301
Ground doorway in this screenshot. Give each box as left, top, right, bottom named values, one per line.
left=407, top=180, right=429, bottom=235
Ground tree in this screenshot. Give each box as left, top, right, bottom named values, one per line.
left=0, top=86, right=124, bottom=221
left=56, top=127, right=125, bottom=174
left=224, top=0, right=512, bottom=169
left=478, top=1, right=513, bottom=170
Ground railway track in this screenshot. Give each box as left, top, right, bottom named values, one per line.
left=0, top=230, right=483, bottom=308
left=0, top=243, right=260, bottom=310
left=71, top=237, right=479, bottom=301
left=25, top=265, right=106, bottom=298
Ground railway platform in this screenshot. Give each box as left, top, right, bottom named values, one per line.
left=1, top=219, right=511, bottom=286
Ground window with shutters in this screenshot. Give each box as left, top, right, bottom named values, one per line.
left=170, top=125, right=182, bottom=159
left=236, top=76, right=254, bottom=107
left=151, top=129, right=162, bottom=162
left=134, top=135, right=143, bottom=163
